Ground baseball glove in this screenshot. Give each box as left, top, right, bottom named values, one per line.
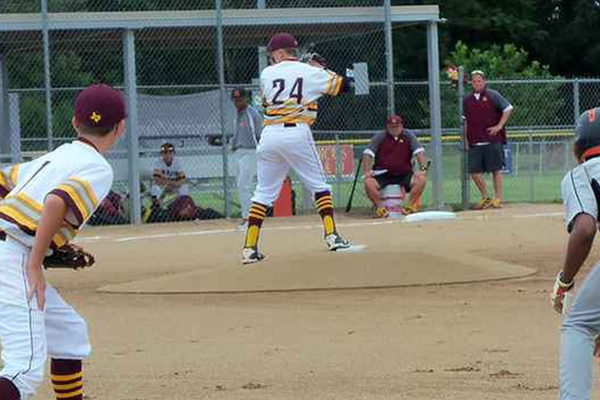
left=43, top=244, right=95, bottom=270
left=300, top=52, right=327, bottom=68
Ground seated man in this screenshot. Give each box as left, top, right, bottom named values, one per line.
left=151, top=142, right=190, bottom=208
left=363, top=114, right=428, bottom=217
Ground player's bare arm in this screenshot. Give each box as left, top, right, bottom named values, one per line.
left=27, top=193, right=69, bottom=310
left=563, top=213, right=596, bottom=281
left=416, top=152, right=429, bottom=173
left=154, top=170, right=171, bottom=187
left=552, top=207, right=597, bottom=314
left=488, top=108, right=512, bottom=136
left=171, top=174, right=186, bottom=188
left=362, top=153, right=375, bottom=179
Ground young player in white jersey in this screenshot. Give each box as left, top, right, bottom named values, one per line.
left=552, top=107, right=600, bottom=400
left=242, top=32, right=352, bottom=264
left=151, top=142, right=189, bottom=206
left=0, top=84, right=126, bottom=400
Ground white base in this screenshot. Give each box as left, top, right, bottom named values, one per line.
left=335, top=245, right=367, bottom=254
left=403, top=211, right=457, bottom=223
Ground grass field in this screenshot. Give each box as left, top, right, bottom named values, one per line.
left=146, top=140, right=573, bottom=219
left=189, top=167, right=564, bottom=218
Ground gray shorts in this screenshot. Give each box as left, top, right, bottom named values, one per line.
left=468, top=142, right=504, bottom=173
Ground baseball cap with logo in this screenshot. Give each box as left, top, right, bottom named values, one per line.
left=231, top=88, right=248, bottom=99
left=386, top=114, right=403, bottom=125
left=267, top=33, right=298, bottom=53
left=74, top=84, right=127, bottom=129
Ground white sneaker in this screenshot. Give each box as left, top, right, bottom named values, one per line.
left=242, top=248, right=266, bottom=264
left=325, top=233, right=352, bottom=251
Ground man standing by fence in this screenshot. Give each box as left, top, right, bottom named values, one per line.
left=231, top=88, right=262, bottom=229
left=463, top=70, right=513, bottom=209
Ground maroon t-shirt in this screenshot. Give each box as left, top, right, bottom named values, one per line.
left=364, top=130, right=424, bottom=176
left=463, top=89, right=511, bottom=146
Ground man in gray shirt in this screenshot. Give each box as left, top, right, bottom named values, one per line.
left=231, top=88, right=262, bottom=228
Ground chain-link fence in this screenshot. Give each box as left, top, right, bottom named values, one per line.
left=3, top=1, right=582, bottom=228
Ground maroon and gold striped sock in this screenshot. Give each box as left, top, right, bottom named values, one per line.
left=51, top=359, right=83, bottom=400
left=315, top=191, right=336, bottom=236
left=244, top=202, right=268, bottom=249
left=0, top=377, right=21, bottom=400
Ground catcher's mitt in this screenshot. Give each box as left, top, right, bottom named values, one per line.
left=300, top=52, right=327, bottom=68
left=43, top=244, right=95, bottom=270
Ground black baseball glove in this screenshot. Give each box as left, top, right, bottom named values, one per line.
left=43, top=244, right=96, bottom=270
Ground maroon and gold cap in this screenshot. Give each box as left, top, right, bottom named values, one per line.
left=386, top=114, right=403, bottom=125
left=74, top=84, right=127, bottom=128
left=267, top=33, right=298, bottom=53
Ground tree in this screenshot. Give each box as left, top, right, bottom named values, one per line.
left=422, top=41, right=567, bottom=130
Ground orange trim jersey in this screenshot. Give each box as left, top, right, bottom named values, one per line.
left=260, top=60, right=344, bottom=126
left=0, top=140, right=113, bottom=249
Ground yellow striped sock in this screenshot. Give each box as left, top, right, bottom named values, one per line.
left=245, top=225, right=260, bottom=248
left=323, top=215, right=335, bottom=236
left=52, top=374, right=83, bottom=400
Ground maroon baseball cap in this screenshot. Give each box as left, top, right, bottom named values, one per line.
left=74, top=84, right=127, bottom=128
left=267, top=33, right=298, bottom=53
left=231, top=88, right=248, bottom=99
left=386, top=114, right=403, bottom=125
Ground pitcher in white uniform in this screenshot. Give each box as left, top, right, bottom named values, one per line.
left=0, top=84, right=126, bottom=400
left=241, top=32, right=352, bottom=264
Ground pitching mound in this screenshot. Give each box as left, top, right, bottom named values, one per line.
left=98, top=250, right=535, bottom=294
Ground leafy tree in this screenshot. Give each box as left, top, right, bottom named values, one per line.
left=423, top=41, right=567, bottom=130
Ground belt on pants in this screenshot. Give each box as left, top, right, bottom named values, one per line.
left=283, top=123, right=297, bottom=128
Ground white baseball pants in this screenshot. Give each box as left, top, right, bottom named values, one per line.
left=0, top=236, right=91, bottom=400
left=252, top=124, right=330, bottom=206
left=559, top=260, right=600, bottom=400
left=235, top=149, right=257, bottom=219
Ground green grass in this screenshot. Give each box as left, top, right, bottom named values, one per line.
left=178, top=145, right=570, bottom=217
left=183, top=170, right=565, bottom=218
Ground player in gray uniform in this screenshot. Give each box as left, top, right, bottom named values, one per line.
left=552, top=107, right=600, bottom=400
left=231, top=88, right=262, bottom=229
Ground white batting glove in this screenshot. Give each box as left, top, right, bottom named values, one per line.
left=551, top=271, right=574, bottom=315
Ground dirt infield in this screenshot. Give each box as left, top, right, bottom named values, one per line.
left=15, top=203, right=600, bottom=399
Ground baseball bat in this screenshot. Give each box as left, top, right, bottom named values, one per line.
left=345, top=157, right=363, bottom=213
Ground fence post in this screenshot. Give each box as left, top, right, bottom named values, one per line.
left=123, top=30, right=142, bottom=225
left=564, top=137, right=570, bottom=173
left=427, top=21, right=444, bottom=209
left=0, top=54, right=10, bottom=161
left=573, top=78, right=580, bottom=123
left=216, top=0, right=231, bottom=218
left=384, top=0, right=395, bottom=116
left=458, top=66, right=469, bottom=210
left=41, top=0, right=54, bottom=151
left=528, top=130, right=535, bottom=202
left=335, top=132, right=342, bottom=207
left=539, top=139, right=544, bottom=173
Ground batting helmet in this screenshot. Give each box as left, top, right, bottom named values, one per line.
left=267, top=33, right=298, bottom=53
left=574, top=108, right=600, bottom=161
